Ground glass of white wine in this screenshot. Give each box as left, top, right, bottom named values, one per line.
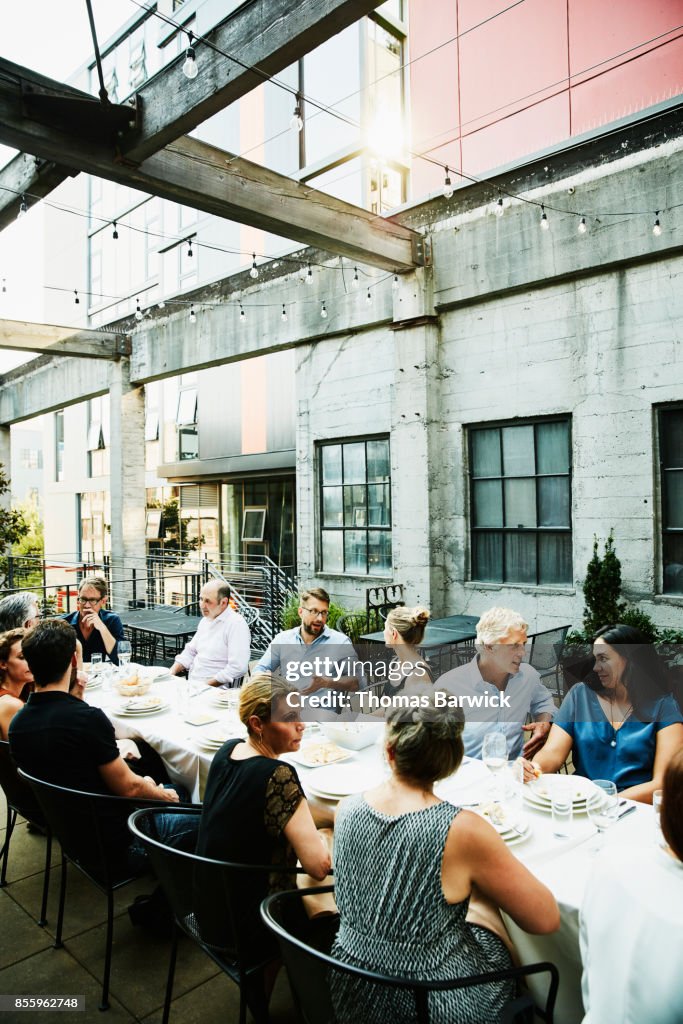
left=586, top=779, right=618, bottom=852
left=482, top=731, right=508, bottom=796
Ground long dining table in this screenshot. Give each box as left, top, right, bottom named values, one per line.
left=86, top=669, right=654, bottom=1024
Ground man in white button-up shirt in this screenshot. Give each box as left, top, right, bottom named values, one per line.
left=170, top=581, right=251, bottom=688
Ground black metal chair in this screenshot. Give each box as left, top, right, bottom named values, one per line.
left=529, top=626, right=570, bottom=701
left=337, top=613, right=370, bottom=644
left=365, top=584, right=405, bottom=633
left=17, top=770, right=198, bottom=1011
left=0, top=740, right=52, bottom=926
left=128, top=806, right=322, bottom=1024
left=262, top=887, right=559, bottom=1024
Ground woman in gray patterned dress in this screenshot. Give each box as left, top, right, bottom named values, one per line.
left=331, top=699, right=559, bottom=1023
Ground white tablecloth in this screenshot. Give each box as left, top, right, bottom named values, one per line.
left=86, top=675, right=655, bottom=1022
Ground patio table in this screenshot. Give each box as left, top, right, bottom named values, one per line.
left=359, top=613, right=479, bottom=647
left=85, top=674, right=654, bottom=1024
left=118, top=608, right=201, bottom=663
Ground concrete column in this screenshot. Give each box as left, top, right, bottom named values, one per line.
left=108, top=360, right=147, bottom=609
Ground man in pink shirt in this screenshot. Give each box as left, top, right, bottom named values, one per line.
left=170, top=581, right=250, bottom=688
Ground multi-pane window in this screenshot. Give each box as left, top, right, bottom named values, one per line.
left=659, top=408, right=683, bottom=593
left=319, top=438, right=392, bottom=576
left=469, top=419, right=572, bottom=585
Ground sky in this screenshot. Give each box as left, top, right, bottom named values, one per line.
left=0, top=1, right=134, bottom=368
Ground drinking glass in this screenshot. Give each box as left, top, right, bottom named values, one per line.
left=653, top=789, right=664, bottom=848
left=482, top=731, right=508, bottom=797
left=551, top=781, right=573, bottom=838
left=586, top=779, right=618, bottom=852
left=118, top=641, right=132, bottom=667
left=89, top=653, right=103, bottom=676
left=501, top=759, right=524, bottom=820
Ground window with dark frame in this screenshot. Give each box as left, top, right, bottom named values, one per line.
left=659, top=407, right=683, bottom=594
left=319, top=437, right=392, bottom=576
left=469, top=419, right=572, bottom=586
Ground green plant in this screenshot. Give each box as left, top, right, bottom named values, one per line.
left=619, top=606, right=658, bottom=642
left=0, top=464, right=29, bottom=586
left=582, top=531, right=626, bottom=636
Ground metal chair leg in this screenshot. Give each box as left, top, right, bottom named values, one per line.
left=99, top=888, right=114, bottom=1011
left=54, top=855, right=67, bottom=949
left=0, top=806, right=16, bottom=886
left=161, top=925, right=179, bottom=1024
left=38, top=831, right=52, bottom=927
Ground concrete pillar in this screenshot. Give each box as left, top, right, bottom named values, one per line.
left=108, top=360, right=147, bottom=609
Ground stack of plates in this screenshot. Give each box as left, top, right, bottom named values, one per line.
left=306, top=763, right=386, bottom=801
left=115, top=695, right=169, bottom=717
left=211, top=689, right=240, bottom=708
left=524, top=775, right=592, bottom=815
left=195, top=728, right=234, bottom=753
left=475, top=802, right=532, bottom=846
left=85, top=674, right=102, bottom=691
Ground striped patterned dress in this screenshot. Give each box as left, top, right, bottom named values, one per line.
left=330, top=796, right=513, bottom=1024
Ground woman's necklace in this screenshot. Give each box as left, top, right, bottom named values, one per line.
left=607, top=696, right=633, bottom=747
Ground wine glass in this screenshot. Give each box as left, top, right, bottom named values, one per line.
left=586, top=779, right=618, bottom=852
left=482, top=731, right=508, bottom=796
left=118, top=641, right=132, bottom=668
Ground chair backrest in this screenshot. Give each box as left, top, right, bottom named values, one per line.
left=18, top=769, right=176, bottom=887
left=365, top=585, right=405, bottom=633
left=529, top=626, right=570, bottom=673
left=337, top=613, right=369, bottom=644
left=262, top=888, right=559, bottom=1024
left=0, top=740, right=46, bottom=827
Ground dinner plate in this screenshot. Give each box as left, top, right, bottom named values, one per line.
left=528, top=776, right=593, bottom=805
left=115, top=703, right=170, bottom=717
left=523, top=790, right=588, bottom=816
left=475, top=801, right=526, bottom=834
left=306, top=763, right=386, bottom=798
left=84, top=675, right=102, bottom=691
left=288, top=742, right=351, bottom=768
left=502, top=819, right=532, bottom=846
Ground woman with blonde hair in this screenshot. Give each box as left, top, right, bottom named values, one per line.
left=383, top=605, right=433, bottom=695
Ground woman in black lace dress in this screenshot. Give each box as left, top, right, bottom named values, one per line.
left=196, top=673, right=331, bottom=983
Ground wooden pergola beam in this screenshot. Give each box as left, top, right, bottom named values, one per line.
left=0, top=320, right=130, bottom=360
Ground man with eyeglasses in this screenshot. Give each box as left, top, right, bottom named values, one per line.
left=255, top=587, right=362, bottom=710
left=439, top=607, right=555, bottom=760
left=62, top=575, right=124, bottom=666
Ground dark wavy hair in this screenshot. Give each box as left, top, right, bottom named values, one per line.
left=587, top=624, right=671, bottom=718
left=661, top=747, right=683, bottom=861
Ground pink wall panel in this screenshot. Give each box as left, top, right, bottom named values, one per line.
left=461, top=92, right=570, bottom=175
left=571, top=35, right=683, bottom=134
left=408, top=0, right=460, bottom=197
left=568, top=0, right=683, bottom=81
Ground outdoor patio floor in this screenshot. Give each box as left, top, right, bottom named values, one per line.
left=0, top=817, right=299, bottom=1023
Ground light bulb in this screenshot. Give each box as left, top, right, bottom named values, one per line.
left=320, top=301, right=327, bottom=319
left=578, top=217, right=587, bottom=234
left=74, top=290, right=80, bottom=305
left=281, top=304, right=288, bottom=322
left=189, top=306, right=197, bottom=323
left=182, top=46, right=198, bottom=80
left=112, top=222, right=118, bottom=240
left=1, top=279, right=6, bottom=294
left=653, top=213, right=662, bottom=236
left=305, top=264, right=313, bottom=285
left=351, top=267, right=359, bottom=289
left=366, top=289, right=372, bottom=304
left=157, top=300, right=166, bottom=309
left=290, top=104, right=303, bottom=132
left=187, top=240, right=193, bottom=258
left=494, top=198, right=504, bottom=217
left=240, top=304, right=246, bottom=322
left=17, top=196, right=28, bottom=219
left=443, top=167, right=453, bottom=200
left=392, top=274, right=399, bottom=292
left=250, top=254, right=259, bottom=279
left=540, top=205, right=549, bottom=230
left=135, top=299, right=143, bottom=321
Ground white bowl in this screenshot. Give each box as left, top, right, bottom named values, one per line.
left=320, top=722, right=384, bottom=750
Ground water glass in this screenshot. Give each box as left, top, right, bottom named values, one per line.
left=551, top=783, right=573, bottom=838
left=653, top=789, right=664, bottom=848
left=587, top=779, right=618, bottom=852
left=175, top=679, right=190, bottom=718
left=118, top=641, right=132, bottom=667
left=501, top=759, right=524, bottom=816
left=482, top=731, right=508, bottom=796
left=89, top=653, right=103, bottom=675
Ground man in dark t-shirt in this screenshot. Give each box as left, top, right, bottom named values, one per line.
left=9, top=619, right=192, bottom=865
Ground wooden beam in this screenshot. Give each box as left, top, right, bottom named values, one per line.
left=0, top=320, right=130, bottom=360
left=0, top=0, right=383, bottom=228
left=0, top=71, right=424, bottom=271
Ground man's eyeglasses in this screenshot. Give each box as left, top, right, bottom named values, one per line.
left=302, top=607, right=328, bottom=620
left=78, top=596, right=103, bottom=605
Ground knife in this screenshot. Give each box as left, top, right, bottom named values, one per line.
left=617, top=805, right=636, bottom=821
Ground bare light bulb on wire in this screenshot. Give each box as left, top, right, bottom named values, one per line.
left=239, top=303, right=246, bottom=322
left=182, top=33, right=198, bottom=80
left=305, top=264, right=313, bottom=285
left=540, top=204, right=549, bottom=230
left=351, top=267, right=359, bottom=289
left=187, top=239, right=193, bottom=258
left=653, top=212, right=662, bottom=236
left=578, top=217, right=587, bottom=234
left=320, top=301, right=327, bottom=319
left=290, top=100, right=303, bottom=132
left=281, top=304, right=288, bottom=322
left=112, top=221, right=118, bottom=240
left=392, top=274, right=399, bottom=292
left=1, top=279, right=6, bottom=294
left=135, top=298, right=143, bottom=321
left=494, top=197, right=504, bottom=217
left=74, top=290, right=80, bottom=305
left=250, top=254, right=259, bottom=279
left=17, top=195, right=28, bottom=219
left=366, top=289, right=372, bottom=305
left=189, top=305, right=197, bottom=324
left=443, top=166, right=453, bottom=200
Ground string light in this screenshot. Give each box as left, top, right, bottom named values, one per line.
left=578, top=217, right=587, bottom=234
left=653, top=211, right=662, bottom=236
left=157, top=300, right=166, bottom=309
left=494, top=197, right=504, bottom=217
left=392, top=274, right=399, bottom=292
left=187, top=239, right=194, bottom=258
left=305, top=263, right=313, bottom=285
left=17, top=195, right=28, bottom=219
left=540, top=204, right=549, bottom=230
left=1, top=279, right=5, bottom=294
left=320, top=300, right=327, bottom=319
left=74, top=290, right=80, bottom=305
left=281, top=304, right=288, bottom=322
left=135, top=298, right=143, bottom=321
left=189, top=305, right=196, bottom=323
left=443, top=166, right=454, bottom=200
left=290, top=98, right=303, bottom=132
left=249, top=253, right=259, bottom=279
left=112, top=221, right=119, bottom=240
left=239, top=302, right=246, bottom=322
left=352, top=267, right=359, bottom=289
left=182, top=32, right=198, bottom=80
left=366, top=289, right=372, bottom=304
